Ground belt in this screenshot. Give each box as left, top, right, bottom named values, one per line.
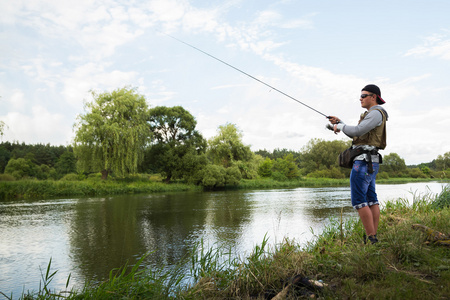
left=364, top=149, right=380, bottom=174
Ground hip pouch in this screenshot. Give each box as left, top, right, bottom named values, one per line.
left=339, top=147, right=364, bottom=169
left=339, top=147, right=381, bottom=173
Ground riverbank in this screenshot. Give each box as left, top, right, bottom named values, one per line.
left=0, top=178, right=200, bottom=200
left=238, top=177, right=445, bottom=189
left=0, top=176, right=446, bottom=201
left=9, top=185, right=449, bottom=299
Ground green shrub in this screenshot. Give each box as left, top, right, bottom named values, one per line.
left=196, top=164, right=226, bottom=189
left=148, top=174, right=163, bottom=182
left=408, top=167, right=427, bottom=178
left=306, top=167, right=345, bottom=179
left=258, top=157, right=273, bottom=177
left=225, top=166, right=242, bottom=186
left=272, top=154, right=300, bottom=179
left=87, top=173, right=102, bottom=180
left=232, top=160, right=259, bottom=180
left=271, top=171, right=287, bottom=181
left=4, top=158, right=34, bottom=179
left=377, top=171, right=390, bottom=179
left=437, top=169, right=450, bottom=179
left=0, top=173, right=15, bottom=181
left=60, top=173, right=80, bottom=181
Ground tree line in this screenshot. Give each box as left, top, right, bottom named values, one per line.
left=1, top=87, right=449, bottom=187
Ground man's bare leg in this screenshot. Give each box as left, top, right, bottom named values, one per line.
left=358, top=206, right=375, bottom=236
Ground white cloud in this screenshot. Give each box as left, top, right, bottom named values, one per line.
left=11, top=0, right=101, bottom=35
left=128, top=8, right=152, bottom=28
left=4, top=0, right=145, bottom=61
left=405, top=33, right=450, bottom=60
left=3, top=106, right=71, bottom=145
left=254, top=10, right=282, bottom=26
left=182, top=7, right=219, bottom=32
left=280, top=18, right=314, bottom=29
left=253, top=10, right=314, bottom=30
left=211, top=84, right=250, bottom=90
left=0, top=0, right=29, bottom=25
left=147, top=0, right=187, bottom=31
left=79, top=18, right=144, bottom=59
left=386, top=106, right=450, bottom=165
left=146, top=79, right=177, bottom=105
left=20, top=57, right=61, bottom=89
left=146, top=0, right=220, bottom=34
left=6, top=89, right=26, bottom=111
left=62, top=63, right=139, bottom=108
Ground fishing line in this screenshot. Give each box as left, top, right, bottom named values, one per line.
left=161, top=32, right=330, bottom=119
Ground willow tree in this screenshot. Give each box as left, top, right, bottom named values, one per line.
left=73, top=87, right=151, bottom=179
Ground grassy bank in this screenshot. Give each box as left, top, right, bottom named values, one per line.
left=1, top=176, right=446, bottom=201
left=0, top=179, right=200, bottom=200
left=240, top=177, right=446, bottom=189
left=0, top=177, right=350, bottom=200
left=9, top=185, right=449, bottom=300
left=238, top=177, right=350, bottom=189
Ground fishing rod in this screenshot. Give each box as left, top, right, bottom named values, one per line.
left=162, top=32, right=330, bottom=119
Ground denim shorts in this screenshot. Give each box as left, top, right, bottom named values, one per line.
left=350, top=160, right=380, bottom=209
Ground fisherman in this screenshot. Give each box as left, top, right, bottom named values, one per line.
left=328, top=84, right=388, bottom=244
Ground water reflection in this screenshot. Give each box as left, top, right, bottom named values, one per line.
left=0, top=182, right=447, bottom=297
left=68, top=191, right=254, bottom=285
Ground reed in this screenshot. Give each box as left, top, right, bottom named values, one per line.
left=432, top=184, right=450, bottom=209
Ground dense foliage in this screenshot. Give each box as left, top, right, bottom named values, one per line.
left=0, top=142, right=73, bottom=180
left=145, top=106, right=207, bottom=183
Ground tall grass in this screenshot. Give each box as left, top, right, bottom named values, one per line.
left=76, top=254, right=174, bottom=299
left=12, top=254, right=188, bottom=300
left=432, top=184, right=450, bottom=209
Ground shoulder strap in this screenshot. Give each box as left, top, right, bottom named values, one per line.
left=374, top=108, right=387, bottom=121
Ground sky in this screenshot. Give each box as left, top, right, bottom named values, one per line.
left=1, top=0, right=449, bottom=165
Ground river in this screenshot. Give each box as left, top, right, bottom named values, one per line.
left=0, top=181, right=447, bottom=297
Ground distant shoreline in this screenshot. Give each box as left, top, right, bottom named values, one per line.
left=1, top=177, right=448, bottom=201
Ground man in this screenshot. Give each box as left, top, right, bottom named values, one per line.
left=328, top=84, right=388, bottom=244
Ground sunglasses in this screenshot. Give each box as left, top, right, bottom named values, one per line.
left=360, top=94, right=374, bottom=98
